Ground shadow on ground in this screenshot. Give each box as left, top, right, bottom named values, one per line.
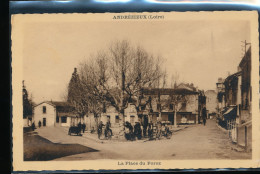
left=24, top=131, right=98, bottom=161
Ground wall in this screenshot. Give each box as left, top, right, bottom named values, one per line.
left=205, top=90, right=218, bottom=114
left=101, top=106, right=119, bottom=126
left=237, top=123, right=252, bottom=151
left=23, top=118, right=28, bottom=127
left=60, top=117, right=71, bottom=127
left=124, top=103, right=138, bottom=125
left=185, top=95, right=198, bottom=114
left=33, top=102, right=56, bottom=127
left=85, top=113, right=97, bottom=131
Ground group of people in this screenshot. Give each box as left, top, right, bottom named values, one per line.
left=98, top=121, right=113, bottom=139
left=30, top=121, right=41, bottom=131
left=124, top=120, right=171, bottom=140
left=77, top=122, right=86, bottom=133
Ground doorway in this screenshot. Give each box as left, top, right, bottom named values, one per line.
left=43, top=118, right=46, bottom=126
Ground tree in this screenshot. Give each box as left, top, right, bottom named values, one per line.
left=23, top=81, right=32, bottom=119
left=79, top=56, right=108, bottom=130
left=78, top=40, right=165, bottom=136
left=67, top=68, right=88, bottom=122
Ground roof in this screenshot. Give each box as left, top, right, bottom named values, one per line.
left=34, top=101, right=73, bottom=108
left=34, top=101, right=76, bottom=114
left=142, top=87, right=198, bottom=96
left=224, top=71, right=242, bottom=84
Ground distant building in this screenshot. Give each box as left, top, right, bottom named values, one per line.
left=216, top=77, right=225, bottom=114
left=141, top=83, right=206, bottom=125
left=205, top=90, right=217, bottom=115
left=33, top=101, right=78, bottom=127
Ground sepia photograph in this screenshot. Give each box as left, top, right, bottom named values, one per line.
left=11, top=11, right=259, bottom=171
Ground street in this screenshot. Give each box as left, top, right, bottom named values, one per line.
left=35, top=119, right=251, bottom=160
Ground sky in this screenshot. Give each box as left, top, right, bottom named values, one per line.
left=22, top=17, right=250, bottom=104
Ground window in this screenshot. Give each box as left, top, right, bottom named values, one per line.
left=115, top=115, right=119, bottom=123
left=56, top=116, right=59, bottom=123
left=43, top=118, right=46, bottom=126
left=43, top=106, right=46, bottom=113
left=169, top=104, right=173, bottom=110
left=61, top=116, right=67, bottom=123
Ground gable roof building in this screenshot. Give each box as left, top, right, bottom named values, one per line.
left=33, top=101, right=78, bottom=127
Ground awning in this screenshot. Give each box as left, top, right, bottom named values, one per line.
left=223, top=107, right=237, bottom=120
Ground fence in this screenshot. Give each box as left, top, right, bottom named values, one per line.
left=226, top=120, right=252, bottom=151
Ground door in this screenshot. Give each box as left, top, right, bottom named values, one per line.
left=43, top=118, right=46, bottom=126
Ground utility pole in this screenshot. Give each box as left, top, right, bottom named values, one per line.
left=241, top=40, right=251, bottom=58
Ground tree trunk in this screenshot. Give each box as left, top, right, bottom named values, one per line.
left=174, top=108, right=177, bottom=128
left=118, top=110, right=125, bottom=139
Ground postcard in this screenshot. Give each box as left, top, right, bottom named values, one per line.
left=11, top=11, right=260, bottom=171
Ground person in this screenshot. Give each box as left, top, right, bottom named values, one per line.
left=143, top=121, right=148, bottom=137
left=38, top=120, right=41, bottom=128
left=202, top=106, right=207, bottom=126
left=148, top=121, right=153, bottom=139
left=98, top=121, right=104, bottom=139
left=82, top=123, right=86, bottom=133
left=156, top=121, right=162, bottom=138
left=31, top=122, right=35, bottom=131
left=134, top=122, right=142, bottom=140
left=105, top=121, right=112, bottom=137
left=124, top=121, right=134, bottom=140
left=78, top=122, right=82, bottom=133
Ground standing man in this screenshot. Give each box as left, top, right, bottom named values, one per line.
left=78, top=122, right=82, bottom=133
left=31, top=122, right=35, bottom=131
left=38, top=120, right=41, bottom=128
left=202, top=106, right=207, bottom=126
left=82, top=123, right=86, bottom=133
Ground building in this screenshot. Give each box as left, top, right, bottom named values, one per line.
left=84, top=103, right=139, bottom=131
left=83, top=84, right=206, bottom=131
left=216, top=77, right=225, bottom=115
left=141, top=83, right=206, bottom=125
left=33, top=101, right=78, bottom=127
left=216, top=46, right=251, bottom=151
left=239, top=46, right=252, bottom=123
left=205, top=90, right=218, bottom=118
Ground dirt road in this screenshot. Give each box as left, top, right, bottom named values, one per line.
left=35, top=119, right=251, bottom=160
